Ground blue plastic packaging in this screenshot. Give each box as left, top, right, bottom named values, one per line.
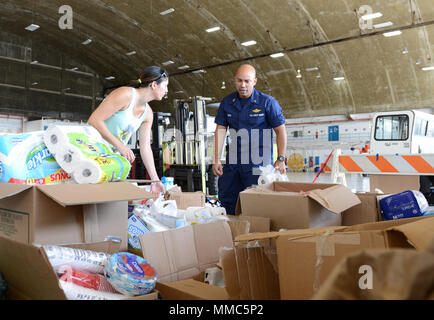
left=380, top=190, right=428, bottom=220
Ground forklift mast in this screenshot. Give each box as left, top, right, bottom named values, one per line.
left=168, top=96, right=217, bottom=194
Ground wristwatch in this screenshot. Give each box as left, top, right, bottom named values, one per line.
left=277, top=156, right=286, bottom=162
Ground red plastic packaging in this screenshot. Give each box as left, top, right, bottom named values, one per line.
left=59, top=265, right=118, bottom=293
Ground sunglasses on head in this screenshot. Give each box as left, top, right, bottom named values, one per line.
left=156, top=71, right=167, bottom=81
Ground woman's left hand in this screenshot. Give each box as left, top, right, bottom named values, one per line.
left=150, top=181, right=165, bottom=196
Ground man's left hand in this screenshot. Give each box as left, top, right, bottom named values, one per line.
left=274, top=159, right=286, bottom=174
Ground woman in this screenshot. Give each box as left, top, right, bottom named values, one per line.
left=88, top=66, right=168, bottom=195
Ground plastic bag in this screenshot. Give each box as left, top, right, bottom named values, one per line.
left=257, top=164, right=288, bottom=185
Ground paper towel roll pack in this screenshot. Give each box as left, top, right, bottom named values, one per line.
left=104, top=252, right=157, bottom=296
left=44, top=125, right=131, bottom=184
left=0, top=131, right=71, bottom=184
left=43, top=245, right=111, bottom=274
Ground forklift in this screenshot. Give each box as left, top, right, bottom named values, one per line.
left=130, top=96, right=218, bottom=195
left=163, top=96, right=218, bottom=195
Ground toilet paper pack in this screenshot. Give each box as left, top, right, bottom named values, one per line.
left=0, top=131, right=71, bottom=184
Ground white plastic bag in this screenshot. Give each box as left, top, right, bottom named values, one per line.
left=257, top=164, right=288, bottom=185
left=150, top=198, right=178, bottom=217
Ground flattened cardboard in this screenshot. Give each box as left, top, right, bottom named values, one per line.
left=139, top=221, right=233, bottom=283
left=156, top=279, right=229, bottom=300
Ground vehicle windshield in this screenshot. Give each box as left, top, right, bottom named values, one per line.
left=374, top=115, right=409, bottom=140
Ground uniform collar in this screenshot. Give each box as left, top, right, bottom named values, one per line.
left=230, top=88, right=258, bottom=107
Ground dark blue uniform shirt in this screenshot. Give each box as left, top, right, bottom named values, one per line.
left=215, top=88, right=286, bottom=166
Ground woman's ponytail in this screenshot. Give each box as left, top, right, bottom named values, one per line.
left=129, top=66, right=168, bottom=88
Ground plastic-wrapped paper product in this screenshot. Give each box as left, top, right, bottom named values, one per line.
left=43, top=245, right=111, bottom=274
left=185, top=206, right=228, bottom=224
left=44, top=124, right=131, bottom=184
left=128, top=213, right=150, bottom=251
left=59, top=280, right=125, bottom=300
left=140, top=214, right=171, bottom=232
left=58, top=265, right=118, bottom=293
left=0, top=131, right=71, bottom=184
left=380, top=190, right=429, bottom=220
left=104, top=252, right=157, bottom=296
left=257, top=164, right=288, bottom=185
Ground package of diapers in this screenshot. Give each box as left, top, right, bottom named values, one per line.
left=44, top=125, right=131, bottom=184
left=0, top=131, right=71, bottom=184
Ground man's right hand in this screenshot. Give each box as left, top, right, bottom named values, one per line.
left=212, top=162, right=223, bottom=177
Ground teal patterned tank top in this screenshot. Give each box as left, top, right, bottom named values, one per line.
left=104, top=88, right=148, bottom=146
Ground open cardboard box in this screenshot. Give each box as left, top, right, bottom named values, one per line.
left=139, top=220, right=234, bottom=284
left=139, top=217, right=270, bottom=300
left=222, top=215, right=434, bottom=300
left=0, top=236, right=159, bottom=300
left=156, top=271, right=229, bottom=300
left=342, top=192, right=382, bottom=225
left=164, top=190, right=205, bottom=210
left=236, top=181, right=361, bottom=231
left=369, top=174, right=420, bottom=194
left=0, top=182, right=155, bottom=250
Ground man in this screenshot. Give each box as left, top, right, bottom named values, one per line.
left=212, top=64, right=287, bottom=215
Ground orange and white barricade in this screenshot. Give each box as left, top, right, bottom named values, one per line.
left=336, top=154, right=434, bottom=175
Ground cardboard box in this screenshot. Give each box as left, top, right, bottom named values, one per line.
left=165, top=191, right=205, bottom=210
left=0, top=182, right=155, bottom=250
left=223, top=216, right=434, bottom=300
left=369, top=174, right=420, bottom=194
left=139, top=220, right=233, bottom=283
left=231, top=215, right=271, bottom=233
left=237, top=182, right=361, bottom=231
left=226, top=219, right=250, bottom=240
left=220, top=243, right=281, bottom=300
left=226, top=216, right=271, bottom=240
left=0, top=236, right=159, bottom=300
left=342, top=192, right=381, bottom=226
left=225, top=225, right=346, bottom=300
left=276, top=216, right=434, bottom=299
left=156, top=272, right=229, bottom=300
